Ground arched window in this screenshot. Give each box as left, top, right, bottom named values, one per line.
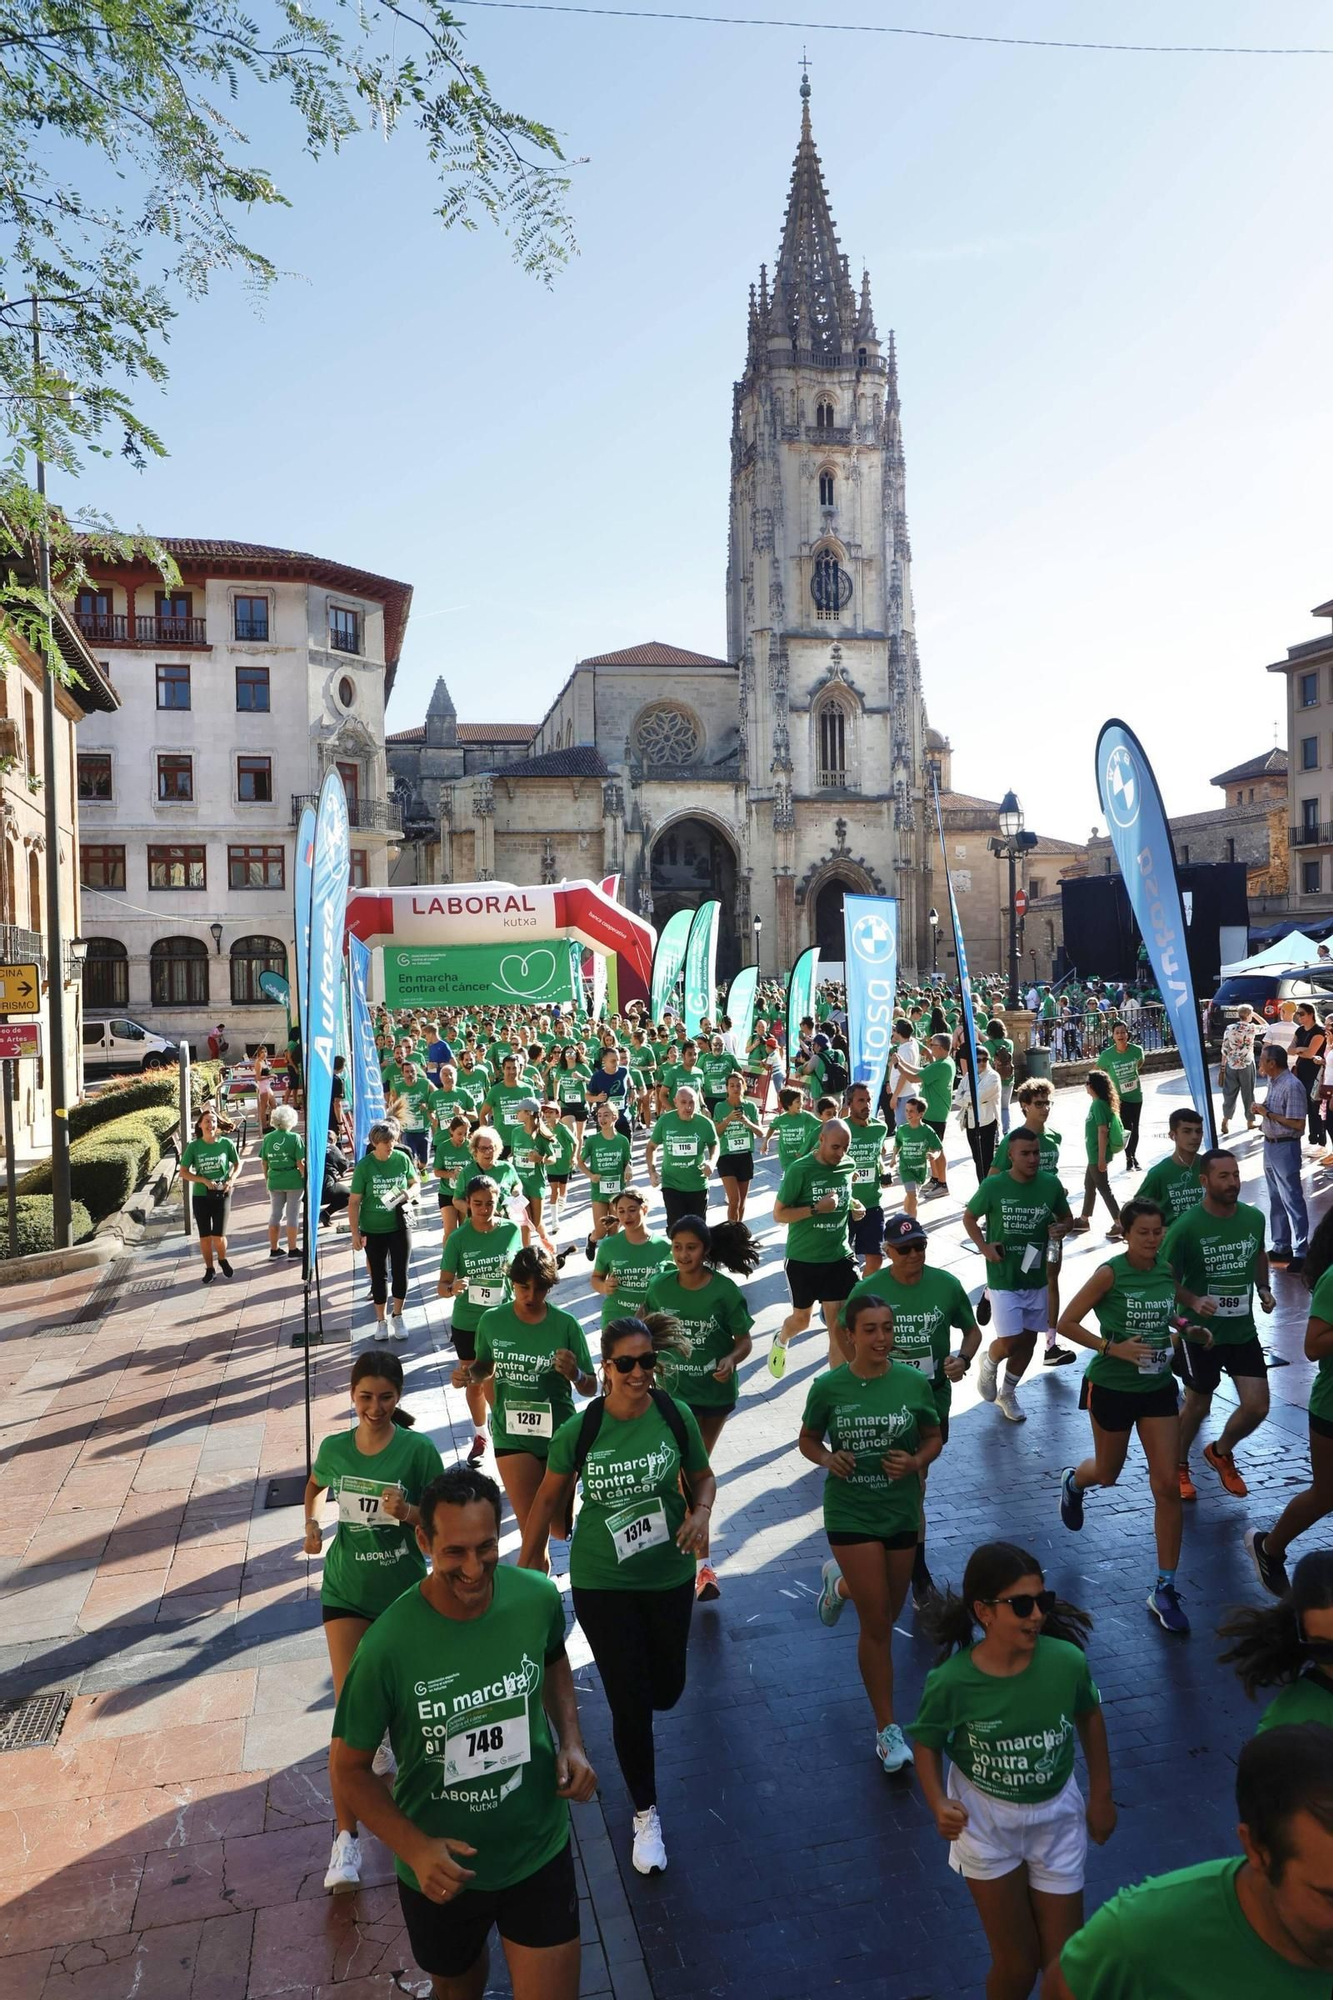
left=230, top=935, right=287, bottom=1006
left=818, top=703, right=848, bottom=786
left=818, top=470, right=835, bottom=507
left=27, top=850, right=41, bottom=930
left=857, top=346, right=868, bottom=368
left=812, top=548, right=851, bottom=621
left=84, top=938, right=128, bottom=1010
left=815, top=399, right=836, bottom=430
left=151, top=935, right=208, bottom=1007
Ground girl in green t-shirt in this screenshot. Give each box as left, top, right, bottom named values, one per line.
left=510, top=1097, right=558, bottom=1245
left=430, top=1113, right=474, bottom=1248
left=304, top=1347, right=445, bottom=1895
left=541, top=1099, right=577, bottom=1234
left=1073, top=1071, right=1124, bottom=1235
left=179, top=1105, right=242, bottom=1284
left=580, top=1101, right=634, bottom=1254
left=908, top=1539, right=1112, bottom=1999
left=349, top=1125, right=420, bottom=1331
left=591, top=1189, right=673, bottom=1328
left=549, top=1043, right=592, bottom=1139
left=713, top=1071, right=764, bottom=1225
left=438, top=1175, right=523, bottom=1464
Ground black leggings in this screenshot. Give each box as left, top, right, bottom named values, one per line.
left=572, top=1578, right=694, bottom=1811
left=662, top=1185, right=709, bottom=1230
left=965, top=1122, right=998, bottom=1182
left=364, top=1220, right=410, bottom=1305
left=1121, top=1097, right=1143, bottom=1167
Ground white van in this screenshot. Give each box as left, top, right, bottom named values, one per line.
left=82, top=1016, right=180, bottom=1072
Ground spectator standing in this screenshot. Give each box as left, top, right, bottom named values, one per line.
left=1258, top=1046, right=1311, bottom=1272
left=1219, top=1006, right=1259, bottom=1134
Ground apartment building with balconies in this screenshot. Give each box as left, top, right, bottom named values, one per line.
left=1268, top=596, right=1333, bottom=917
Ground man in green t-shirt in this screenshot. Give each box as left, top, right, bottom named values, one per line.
left=916, top=1034, right=956, bottom=1198
left=331, top=1466, right=595, bottom=1993
left=769, top=1119, right=864, bottom=1377
left=1047, top=1722, right=1333, bottom=1999
left=1165, top=1149, right=1274, bottom=1505
left=1095, top=1021, right=1146, bottom=1170
left=764, top=1087, right=822, bottom=1171
left=963, top=1130, right=1072, bottom=1424
left=646, top=1085, right=719, bottom=1230
left=1135, top=1107, right=1205, bottom=1223
left=844, top=1082, right=890, bottom=1274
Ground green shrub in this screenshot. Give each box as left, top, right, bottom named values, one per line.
left=69, top=1074, right=177, bottom=1138
left=0, top=1197, right=95, bottom=1260
left=137, top=1106, right=180, bottom=1143
left=18, top=1110, right=167, bottom=1215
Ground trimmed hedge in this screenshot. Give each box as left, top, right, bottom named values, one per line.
left=67, top=1061, right=222, bottom=1140
left=0, top=1197, right=95, bottom=1260
left=17, top=1110, right=169, bottom=1218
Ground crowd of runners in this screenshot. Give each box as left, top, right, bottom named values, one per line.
left=183, top=983, right=1333, bottom=1999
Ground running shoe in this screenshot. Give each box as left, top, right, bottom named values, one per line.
left=269, top=1247, right=284, bottom=1259
left=976, top=1350, right=999, bottom=1403
left=585, top=1235, right=597, bottom=1262
left=1288, top=1257, right=1306, bottom=1274
left=466, top=1433, right=488, bottom=1466
left=201, top=1268, right=215, bottom=1285
left=1202, top=1442, right=1248, bottom=1498
left=287, top=1246, right=302, bottom=1259
left=977, top=1294, right=992, bottom=1327
left=1178, top=1464, right=1198, bottom=1502
left=218, top=1258, right=234, bottom=1278
left=818, top=1557, right=845, bottom=1626
left=385, top=1318, right=408, bottom=1342
left=323, top=1831, right=362, bottom=1894
left=695, top=1563, right=721, bottom=1602
left=767, top=1338, right=788, bottom=1381
left=1246, top=1527, right=1290, bottom=1599
left=996, top=1389, right=1026, bottom=1424
left=632, top=1807, right=668, bottom=1875
left=876, top=1724, right=914, bottom=1774
left=1059, top=1467, right=1084, bottom=1531
left=1043, top=1343, right=1077, bottom=1366
left=372, top=1739, right=397, bottom=1779
left=1146, top=1583, right=1190, bottom=1635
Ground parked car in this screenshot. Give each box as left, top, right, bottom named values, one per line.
left=1203, top=964, right=1333, bottom=1041
left=82, top=1016, right=180, bottom=1072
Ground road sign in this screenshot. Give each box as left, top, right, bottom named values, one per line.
left=0, top=963, right=40, bottom=1012
left=0, top=1022, right=40, bottom=1059
left=1013, top=890, right=1028, bottom=918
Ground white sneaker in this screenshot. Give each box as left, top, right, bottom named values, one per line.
left=976, top=1350, right=999, bottom=1403
left=632, top=1806, right=668, bottom=1875
left=996, top=1388, right=1026, bottom=1424
left=372, top=1739, right=397, bottom=1778
left=385, top=1319, right=408, bottom=1341
left=324, top=1831, right=362, bottom=1894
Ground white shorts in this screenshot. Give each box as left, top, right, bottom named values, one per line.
left=989, top=1287, right=1048, bottom=1340
left=947, top=1767, right=1087, bottom=1894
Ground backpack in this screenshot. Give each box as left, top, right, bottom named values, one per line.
left=561, top=1388, right=692, bottom=1540
left=994, top=1045, right=1014, bottom=1082
left=820, top=1054, right=849, bottom=1097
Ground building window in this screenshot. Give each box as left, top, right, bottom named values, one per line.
left=1028, top=877, right=1044, bottom=901
left=1304, top=860, right=1322, bottom=897
left=1104, top=857, right=1113, bottom=873
left=1225, top=836, right=1236, bottom=863
left=818, top=470, right=835, bottom=506
left=155, top=591, right=193, bottom=643
left=1248, top=788, right=1254, bottom=801
left=80, top=844, right=126, bottom=890
left=1302, top=736, right=1320, bottom=771
left=22, top=690, right=36, bottom=777
left=812, top=548, right=850, bottom=621
left=815, top=399, right=835, bottom=430
left=338, top=675, right=356, bottom=708
left=236, top=663, right=270, bottom=712
left=336, top=760, right=360, bottom=815
left=78, top=753, right=113, bottom=801
left=157, top=753, right=194, bottom=801
left=84, top=938, right=128, bottom=1010
left=75, top=589, right=114, bottom=641
left=1179, top=845, right=1190, bottom=864
left=148, top=844, right=207, bottom=890
left=234, top=596, right=269, bottom=642
left=237, top=755, right=273, bottom=803
left=349, top=848, right=368, bottom=888
left=1303, top=798, right=1321, bottom=833
left=1301, top=671, right=1320, bottom=708
left=330, top=606, right=360, bottom=654
left=151, top=935, right=208, bottom=1006
left=155, top=663, right=191, bottom=710
left=228, top=844, right=285, bottom=890
left=818, top=704, right=847, bottom=785
left=230, top=935, right=287, bottom=1006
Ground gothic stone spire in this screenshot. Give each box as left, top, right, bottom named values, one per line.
left=771, top=75, right=858, bottom=363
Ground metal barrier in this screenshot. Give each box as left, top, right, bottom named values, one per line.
left=1030, top=1003, right=1176, bottom=1065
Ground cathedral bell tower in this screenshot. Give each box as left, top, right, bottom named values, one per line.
left=727, top=70, right=934, bottom=974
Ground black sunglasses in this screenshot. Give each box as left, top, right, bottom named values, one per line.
left=607, top=1353, right=658, bottom=1375
left=893, top=1241, right=927, bottom=1255
left=985, top=1589, right=1056, bottom=1619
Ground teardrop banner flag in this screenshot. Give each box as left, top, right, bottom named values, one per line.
left=843, top=896, right=898, bottom=1106
left=1095, top=719, right=1216, bottom=1146
left=683, top=901, right=720, bottom=1037
left=348, top=934, right=384, bottom=1161
left=786, top=947, right=821, bottom=1071
left=726, top=965, right=759, bottom=1052
left=293, top=805, right=316, bottom=1037
left=930, top=772, right=980, bottom=1124
left=303, top=769, right=350, bottom=1286
left=651, top=908, right=694, bottom=1020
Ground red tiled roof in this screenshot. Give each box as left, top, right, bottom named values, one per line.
left=386, top=724, right=425, bottom=744
left=490, top=746, right=608, bottom=779
left=578, top=640, right=732, bottom=669
left=458, top=723, right=538, bottom=742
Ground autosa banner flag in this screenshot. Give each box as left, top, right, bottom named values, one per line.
left=683, top=900, right=720, bottom=1037
left=1096, top=719, right=1216, bottom=1144
left=348, top=934, right=383, bottom=1160
left=293, top=804, right=317, bottom=1035
left=843, top=897, right=898, bottom=1106
left=304, top=770, right=351, bottom=1281
left=786, top=947, right=820, bottom=1070
left=650, top=908, right=693, bottom=1020
left=931, top=773, right=981, bottom=1122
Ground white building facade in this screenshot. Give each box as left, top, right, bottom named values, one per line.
left=72, top=540, right=412, bottom=1048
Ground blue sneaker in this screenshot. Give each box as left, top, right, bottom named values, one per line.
left=1059, top=1467, right=1084, bottom=1532
left=876, top=1723, right=914, bottom=1774
left=818, top=1558, right=845, bottom=1627
left=1147, top=1583, right=1190, bottom=1635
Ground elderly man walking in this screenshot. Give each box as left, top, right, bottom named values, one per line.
left=1219, top=1004, right=1259, bottom=1134
left=1257, top=1045, right=1310, bottom=1271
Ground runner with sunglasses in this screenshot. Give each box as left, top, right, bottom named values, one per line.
left=518, top=1315, right=714, bottom=1879
left=1220, top=1550, right=1333, bottom=1736
left=909, top=1541, right=1113, bottom=2000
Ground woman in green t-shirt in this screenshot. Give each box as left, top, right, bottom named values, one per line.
left=438, top=1175, right=523, bottom=1466
left=1246, top=1214, right=1333, bottom=1594
left=349, top=1123, right=420, bottom=1331
left=259, top=1102, right=305, bottom=1259
left=549, top=1042, right=592, bottom=1141
left=580, top=1101, right=634, bottom=1258
left=303, top=1347, right=445, bottom=1895
left=179, top=1105, right=242, bottom=1284
left=451, top=1125, right=528, bottom=1243
left=1072, top=1071, right=1124, bottom=1235
left=713, top=1071, right=765, bottom=1225
left=1221, top=1550, right=1333, bottom=1735
left=590, top=1189, right=672, bottom=1328
left=541, top=1097, right=577, bottom=1234
left=429, top=1113, right=474, bottom=1249
left=510, top=1098, right=557, bottom=1247
left=908, top=1540, right=1113, bottom=2000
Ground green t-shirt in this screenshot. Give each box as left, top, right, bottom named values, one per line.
left=845, top=1120, right=889, bottom=1208
left=984, top=1034, right=1014, bottom=1073
left=395, top=1078, right=436, bottom=1131
left=1096, top=1042, right=1145, bottom=1103
left=714, top=1099, right=761, bottom=1156
left=918, top=1058, right=956, bottom=1123
left=453, top=1067, right=488, bottom=1110
left=430, top=1088, right=473, bottom=1128
left=545, top=1121, right=576, bottom=1178
left=548, top=1396, right=710, bottom=1592
left=1058, top=1855, right=1331, bottom=1998
left=768, top=1110, right=822, bottom=1170
left=662, top=1062, right=706, bottom=1104
left=842, top=1266, right=976, bottom=1417
left=1135, top=1154, right=1203, bottom=1222
left=1164, top=1201, right=1265, bottom=1345
left=909, top=1636, right=1100, bottom=1804
left=1309, top=1266, right=1333, bottom=1424
left=508, top=1128, right=552, bottom=1197
left=801, top=1363, right=938, bottom=1537
left=259, top=1128, right=304, bottom=1191
left=1085, top=1253, right=1180, bottom=1394
left=349, top=1149, right=417, bottom=1232
left=698, top=1051, right=740, bottom=1099
left=777, top=1151, right=857, bottom=1263
left=312, top=1424, right=445, bottom=1616
left=582, top=1130, right=632, bottom=1201
left=992, top=1126, right=1062, bottom=1177
left=441, top=1219, right=523, bottom=1334
left=965, top=1170, right=1070, bottom=1290
left=893, top=1121, right=941, bottom=1183
left=181, top=1136, right=240, bottom=1187
left=332, top=1568, right=570, bottom=1894
left=650, top=1111, right=717, bottom=1191
left=475, top=1302, right=592, bottom=1457
left=593, top=1231, right=673, bottom=1328
left=431, top=1133, right=475, bottom=1195
left=484, top=1083, right=531, bottom=1140
left=645, top=1269, right=753, bottom=1410
left=1085, top=1097, right=1125, bottom=1165
left=1256, top=1671, right=1333, bottom=1735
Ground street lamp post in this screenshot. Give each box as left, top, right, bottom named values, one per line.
left=991, top=790, right=1033, bottom=1011
left=928, top=907, right=940, bottom=979
left=753, top=914, right=762, bottom=970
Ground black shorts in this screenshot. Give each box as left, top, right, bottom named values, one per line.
left=786, top=1255, right=858, bottom=1311
left=827, top=1529, right=919, bottom=1552
left=926, top=1119, right=948, bottom=1146
left=192, top=1191, right=232, bottom=1237
left=321, top=1601, right=377, bottom=1625
left=451, top=1326, right=478, bottom=1363
left=850, top=1205, right=885, bottom=1256
left=716, top=1151, right=754, bottom=1183
left=397, top=1838, right=578, bottom=1977
left=1312, top=1412, right=1333, bottom=1441
left=684, top=1402, right=733, bottom=1429
left=1176, top=1334, right=1267, bottom=1398
left=1080, top=1376, right=1180, bottom=1431
left=560, top=1101, right=587, bottom=1123
left=547, top=1175, right=569, bottom=1191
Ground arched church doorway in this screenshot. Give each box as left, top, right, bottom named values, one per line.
left=813, top=874, right=858, bottom=968
left=650, top=819, right=740, bottom=982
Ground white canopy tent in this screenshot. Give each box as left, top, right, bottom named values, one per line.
left=1220, top=931, right=1325, bottom=977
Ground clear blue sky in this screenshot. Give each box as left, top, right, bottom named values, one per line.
left=74, top=2, right=1333, bottom=840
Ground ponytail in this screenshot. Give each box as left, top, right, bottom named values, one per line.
left=1219, top=1551, right=1333, bottom=1698
left=666, top=1214, right=762, bottom=1278
left=923, top=1539, right=1093, bottom=1664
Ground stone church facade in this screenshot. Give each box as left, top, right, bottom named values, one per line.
left=388, top=78, right=948, bottom=980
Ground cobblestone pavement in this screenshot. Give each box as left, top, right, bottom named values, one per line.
left=1, top=1070, right=1329, bottom=1997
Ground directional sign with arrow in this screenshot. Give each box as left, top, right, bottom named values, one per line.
left=0, top=963, right=41, bottom=1013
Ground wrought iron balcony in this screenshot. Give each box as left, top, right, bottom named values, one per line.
left=1291, top=823, right=1333, bottom=848
left=291, top=793, right=402, bottom=833
left=234, top=615, right=270, bottom=642
left=329, top=627, right=360, bottom=654
left=73, top=612, right=208, bottom=647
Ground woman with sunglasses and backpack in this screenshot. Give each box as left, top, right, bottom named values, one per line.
left=908, top=1541, right=1115, bottom=2000
left=518, top=1313, right=715, bottom=1880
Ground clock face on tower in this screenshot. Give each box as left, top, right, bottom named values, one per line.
left=812, top=552, right=853, bottom=612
